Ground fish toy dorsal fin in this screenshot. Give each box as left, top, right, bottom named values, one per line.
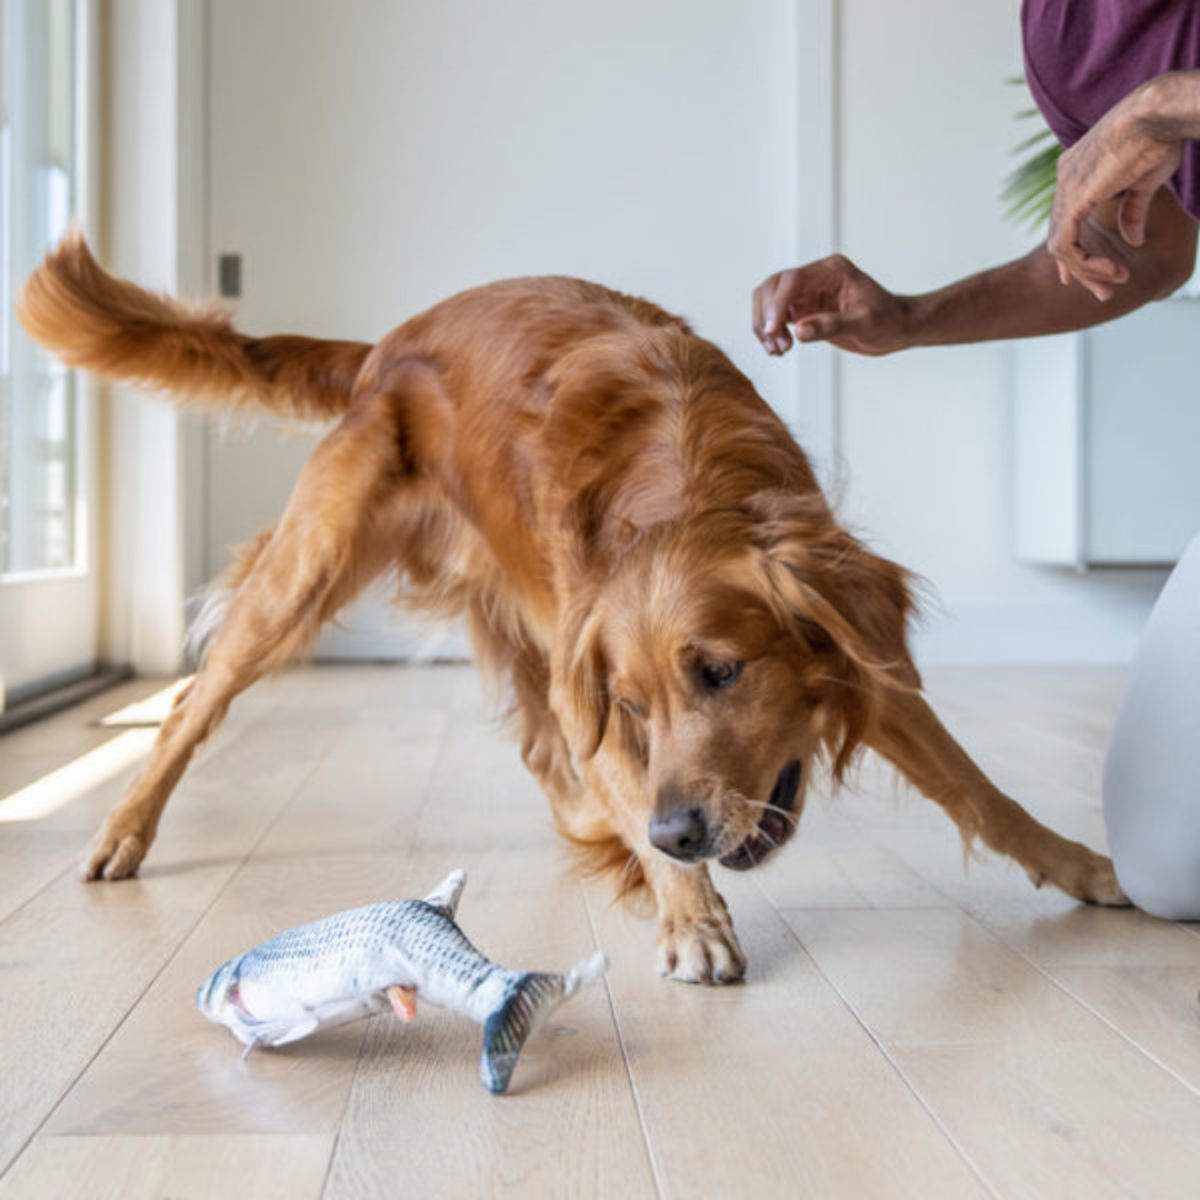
left=423, top=868, right=467, bottom=917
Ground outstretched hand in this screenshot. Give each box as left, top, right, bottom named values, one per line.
left=752, top=255, right=910, bottom=357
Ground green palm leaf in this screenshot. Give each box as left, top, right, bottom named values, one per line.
left=1002, top=79, right=1061, bottom=231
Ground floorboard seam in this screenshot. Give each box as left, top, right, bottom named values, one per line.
left=754, top=878, right=1002, bottom=1200
left=0, top=744, right=328, bottom=1180
left=316, top=1018, right=373, bottom=1198
left=318, top=708, right=447, bottom=1199
left=957, top=909, right=1200, bottom=1099
left=581, top=885, right=664, bottom=1200
left=850, top=823, right=1200, bottom=1099
left=0, top=708, right=275, bottom=929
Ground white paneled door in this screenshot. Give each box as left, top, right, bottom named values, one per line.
left=0, top=0, right=99, bottom=707
left=205, top=0, right=824, bottom=657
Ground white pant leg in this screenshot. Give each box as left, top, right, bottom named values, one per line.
left=1103, top=532, right=1200, bottom=920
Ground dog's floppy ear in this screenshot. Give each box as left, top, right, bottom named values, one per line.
left=551, top=598, right=611, bottom=761
left=748, top=491, right=919, bottom=773
left=749, top=491, right=916, bottom=678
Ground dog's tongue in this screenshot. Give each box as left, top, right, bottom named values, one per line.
left=759, top=809, right=788, bottom=845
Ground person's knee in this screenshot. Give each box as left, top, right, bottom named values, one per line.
left=1113, top=845, right=1200, bottom=921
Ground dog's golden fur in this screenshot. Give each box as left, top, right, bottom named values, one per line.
left=19, top=232, right=1127, bottom=983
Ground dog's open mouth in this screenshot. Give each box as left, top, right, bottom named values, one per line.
left=719, top=760, right=803, bottom=871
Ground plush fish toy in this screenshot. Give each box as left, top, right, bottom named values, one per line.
left=196, top=869, right=607, bottom=1094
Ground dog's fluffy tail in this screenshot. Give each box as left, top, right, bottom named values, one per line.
left=18, top=228, right=371, bottom=421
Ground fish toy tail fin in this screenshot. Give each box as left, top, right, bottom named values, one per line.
left=478, top=951, right=609, bottom=1095
left=563, top=949, right=608, bottom=997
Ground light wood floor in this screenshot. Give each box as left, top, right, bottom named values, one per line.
left=1, top=664, right=1198, bottom=1199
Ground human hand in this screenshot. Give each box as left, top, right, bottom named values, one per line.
left=1048, top=76, right=1185, bottom=301
left=752, top=255, right=911, bottom=357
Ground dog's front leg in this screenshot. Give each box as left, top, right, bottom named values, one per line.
left=642, top=854, right=747, bottom=984
left=868, top=688, right=1128, bottom=905
left=585, top=762, right=746, bottom=984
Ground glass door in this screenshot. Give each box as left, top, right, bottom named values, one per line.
left=0, top=0, right=98, bottom=710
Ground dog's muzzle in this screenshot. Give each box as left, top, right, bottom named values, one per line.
left=718, top=760, right=803, bottom=871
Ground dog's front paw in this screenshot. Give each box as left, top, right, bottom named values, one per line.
left=1028, top=848, right=1131, bottom=908
left=80, top=813, right=149, bottom=881
left=1073, top=854, right=1132, bottom=907
left=656, top=913, right=746, bottom=985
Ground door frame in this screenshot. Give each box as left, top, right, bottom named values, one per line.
left=0, top=0, right=102, bottom=706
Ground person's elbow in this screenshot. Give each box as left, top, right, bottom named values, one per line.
left=1146, top=245, right=1196, bottom=299
left=1143, top=198, right=1198, bottom=299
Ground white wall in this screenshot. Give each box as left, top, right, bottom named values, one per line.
left=98, top=0, right=1168, bottom=670
left=101, top=0, right=206, bottom=675
left=835, top=0, right=1167, bottom=663
left=202, top=0, right=829, bottom=657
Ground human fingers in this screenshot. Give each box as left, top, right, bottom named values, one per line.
left=762, top=269, right=802, bottom=334
left=752, top=282, right=771, bottom=351
left=763, top=270, right=812, bottom=354
left=753, top=279, right=788, bottom=354
left=790, top=311, right=843, bottom=343
left=1117, top=181, right=1156, bottom=247
left=1058, top=258, right=1120, bottom=300
left=1048, top=204, right=1129, bottom=298
left=1053, top=254, right=1121, bottom=300
left=1056, top=249, right=1128, bottom=288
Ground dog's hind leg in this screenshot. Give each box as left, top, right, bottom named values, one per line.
left=82, top=389, right=416, bottom=880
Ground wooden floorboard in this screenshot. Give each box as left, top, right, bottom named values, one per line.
left=0, top=1135, right=333, bottom=1200
left=589, top=878, right=989, bottom=1198
left=2, top=662, right=1199, bottom=1197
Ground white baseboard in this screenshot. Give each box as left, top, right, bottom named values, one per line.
left=311, top=588, right=1162, bottom=668
left=311, top=583, right=471, bottom=662
left=316, top=622, right=471, bottom=662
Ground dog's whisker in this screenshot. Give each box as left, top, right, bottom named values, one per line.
left=740, top=798, right=800, bottom=829
left=756, top=826, right=783, bottom=852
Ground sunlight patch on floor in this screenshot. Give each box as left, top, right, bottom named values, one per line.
left=100, top=677, right=191, bottom=728
left=0, top=728, right=157, bottom=823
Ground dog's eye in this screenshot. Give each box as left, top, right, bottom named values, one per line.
left=618, top=697, right=646, bottom=719
left=699, top=660, right=743, bottom=691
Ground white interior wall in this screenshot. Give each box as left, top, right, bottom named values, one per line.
left=202, top=0, right=820, bottom=658
left=101, top=0, right=205, bottom=675
left=835, top=0, right=1167, bottom=663
left=96, top=0, right=1169, bottom=671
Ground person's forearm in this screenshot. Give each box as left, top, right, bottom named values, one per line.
left=898, top=242, right=1181, bottom=349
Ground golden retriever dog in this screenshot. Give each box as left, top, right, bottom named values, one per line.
left=19, top=233, right=1127, bottom=983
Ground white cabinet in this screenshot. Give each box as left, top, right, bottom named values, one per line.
left=1014, top=300, right=1200, bottom=567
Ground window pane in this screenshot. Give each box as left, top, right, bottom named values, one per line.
left=1, top=0, right=78, bottom=575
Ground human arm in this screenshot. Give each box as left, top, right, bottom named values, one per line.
left=753, top=187, right=1196, bottom=357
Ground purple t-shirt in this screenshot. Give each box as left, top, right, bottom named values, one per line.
left=1022, top=0, right=1200, bottom=222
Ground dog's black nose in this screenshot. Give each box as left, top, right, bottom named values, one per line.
left=649, top=805, right=709, bottom=862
